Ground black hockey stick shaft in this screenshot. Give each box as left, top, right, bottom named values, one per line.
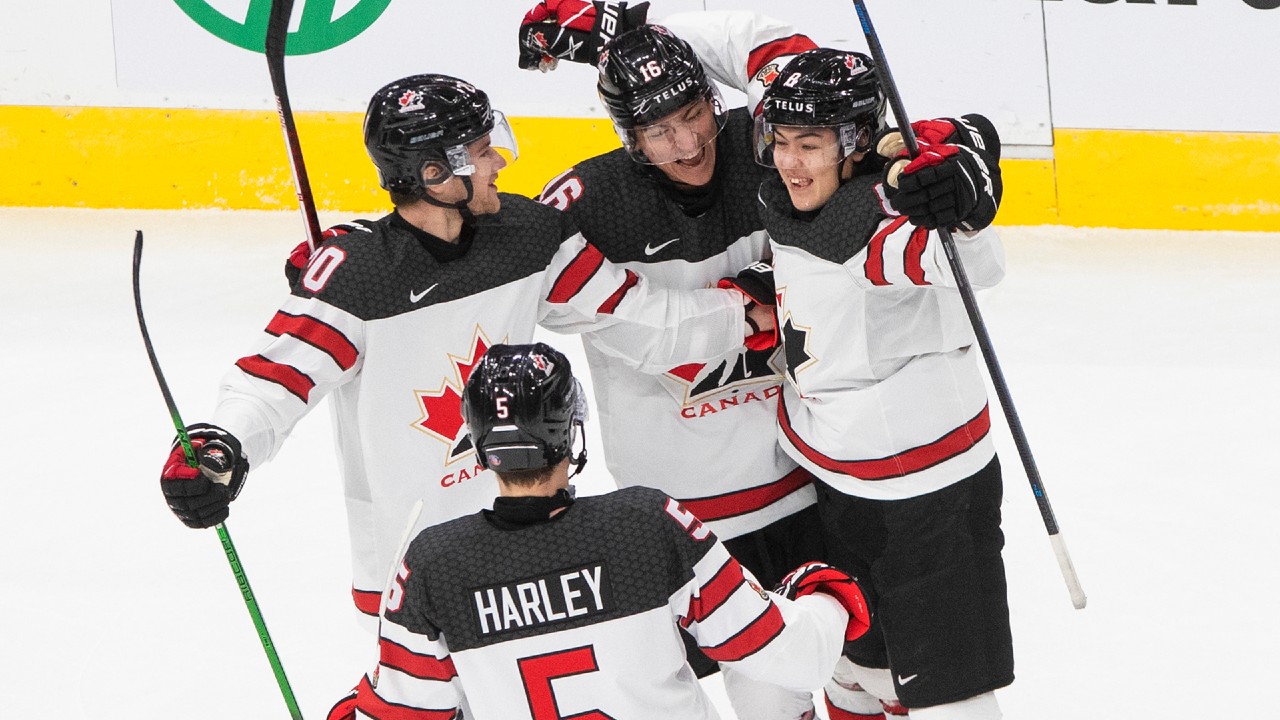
left=132, top=232, right=306, bottom=717
left=850, top=1, right=1086, bottom=610
left=266, top=0, right=323, bottom=254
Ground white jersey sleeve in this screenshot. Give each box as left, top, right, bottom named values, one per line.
left=660, top=11, right=817, bottom=115
left=666, top=500, right=848, bottom=692
left=211, top=292, right=365, bottom=468
left=851, top=211, right=1006, bottom=291
left=536, top=232, right=748, bottom=373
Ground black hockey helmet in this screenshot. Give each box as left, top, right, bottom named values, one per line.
left=755, top=48, right=887, bottom=167
left=597, top=25, right=726, bottom=164
left=363, top=74, right=518, bottom=197
left=461, top=343, right=588, bottom=474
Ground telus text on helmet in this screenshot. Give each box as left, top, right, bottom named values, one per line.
left=635, top=78, right=697, bottom=117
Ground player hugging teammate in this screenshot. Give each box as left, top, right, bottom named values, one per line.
left=159, top=3, right=1016, bottom=719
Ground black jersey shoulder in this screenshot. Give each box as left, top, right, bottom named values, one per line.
left=399, top=485, right=710, bottom=652
left=549, top=108, right=772, bottom=265
left=290, top=196, right=574, bottom=320
left=758, top=173, right=888, bottom=264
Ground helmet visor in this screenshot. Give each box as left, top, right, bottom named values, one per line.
left=754, top=116, right=861, bottom=170
left=617, top=87, right=725, bottom=166
left=442, top=109, right=519, bottom=177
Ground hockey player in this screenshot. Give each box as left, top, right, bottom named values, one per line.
left=517, top=7, right=898, bottom=718
left=752, top=48, right=1013, bottom=720
left=519, top=2, right=820, bottom=619
left=358, top=341, right=873, bottom=720
left=157, top=73, right=774, bottom=717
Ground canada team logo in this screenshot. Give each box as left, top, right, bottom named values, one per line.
left=412, top=330, right=496, bottom=464
left=665, top=348, right=783, bottom=420
left=398, top=89, right=425, bottom=113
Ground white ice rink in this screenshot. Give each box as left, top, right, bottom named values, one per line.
left=3, top=207, right=1277, bottom=718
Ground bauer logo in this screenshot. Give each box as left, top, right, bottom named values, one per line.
left=172, top=0, right=394, bottom=55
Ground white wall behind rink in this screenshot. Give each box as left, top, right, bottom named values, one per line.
left=4, top=1, right=1278, bottom=142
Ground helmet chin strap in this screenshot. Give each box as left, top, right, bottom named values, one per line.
left=422, top=175, right=476, bottom=220
left=568, top=420, right=588, bottom=478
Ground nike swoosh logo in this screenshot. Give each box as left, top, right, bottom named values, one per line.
left=644, top=238, right=680, bottom=256
left=409, top=283, right=439, bottom=303
left=897, top=674, right=919, bottom=685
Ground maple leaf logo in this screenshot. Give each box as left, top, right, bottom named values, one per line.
left=412, top=330, right=494, bottom=464
left=398, top=89, right=424, bottom=113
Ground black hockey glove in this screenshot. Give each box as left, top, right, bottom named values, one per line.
left=717, top=261, right=775, bottom=307
left=876, top=114, right=1002, bottom=171
left=518, top=0, right=650, bottom=71
left=877, top=114, right=1003, bottom=232
left=776, top=562, right=872, bottom=642
left=160, top=423, right=249, bottom=529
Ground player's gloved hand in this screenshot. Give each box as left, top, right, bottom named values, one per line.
left=719, top=261, right=777, bottom=350
left=160, top=423, right=249, bottom=529
left=776, top=562, right=871, bottom=642
left=518, top=0, right=650, bottom=71
left=718, top=261, right=775, bottom=307
left=876, top=114, right=1002, bottom=177
left=876, top=114, right=1003, bottom=232
left=285, top=239, right=310, bottom=287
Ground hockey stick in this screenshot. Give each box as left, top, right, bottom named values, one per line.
left=850, top=1, right=1087, bottom=610
left=265, top=0, right=323, bottom=254
left=132, top=231, right=306, bottom=718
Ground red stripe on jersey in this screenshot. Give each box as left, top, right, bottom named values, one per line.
left=235, top=355, right=315, bottom=403
left=680, top=468, right=814, bottom=522
left=354, top=587, right=381, bottom=616
left=779, top=397, right=992, bottom=480
left=547, top=244, right=605, bottom=303
left=904, top=225, right=931, bottom=286
left=747, top=34, right=819, bottom=78
left=865, top=216, right=910, bottom=286
left=701, top=603, right=786, bottom=663
left=683, top=557, right=748, bottom=628
left=596, top=269, right=639, bottom=315
left=380, top=638, right=457, bottom=681
left=265, top=311, right=359, bottom=369
left=355, top=674, right=456, bottom=720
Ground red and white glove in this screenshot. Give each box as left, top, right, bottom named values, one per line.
left=160, top=424, right=249, bottom=529
left=776, top=562, right=872, bottom=642
left=517, top=0, right=650, bottom=71
left=876, top=114, right=1003, bottom=232
left=718, top=261, right=778, bottom=351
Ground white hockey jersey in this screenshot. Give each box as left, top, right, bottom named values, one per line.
left=671, top=10, right=1008, bottom=500
left=759, top=175, right=1007, bottom=500
left=536, top=14, right=820, bottom=540
left=360, top=486, right=849, bottom=720
left=211, top=196, right=745, bottom=615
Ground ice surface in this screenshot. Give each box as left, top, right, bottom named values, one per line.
left=3, top=207, right=1277, bottom=718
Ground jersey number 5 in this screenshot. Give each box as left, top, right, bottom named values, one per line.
left=517, top=646, right=616, bottom=720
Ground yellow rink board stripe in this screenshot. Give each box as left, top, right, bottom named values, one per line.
left=2, top=106, right=1278, bottom=231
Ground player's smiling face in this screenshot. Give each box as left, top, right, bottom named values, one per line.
left=639, top=99, right=719, bottom=188
left=771, top=125, right=844, bottom=212
left=462, top=134, right=507, bottom=215
left=426, top=133, right=508, bottom=215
